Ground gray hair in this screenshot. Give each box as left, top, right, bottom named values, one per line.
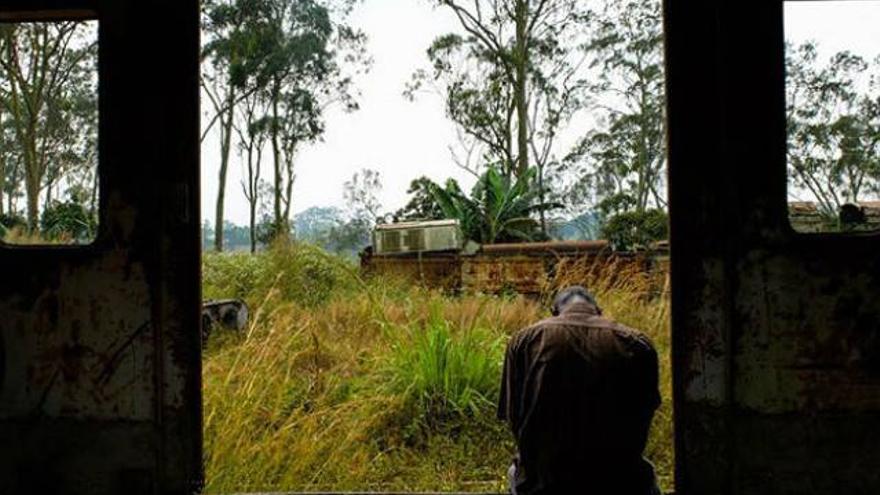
left=551, top=286, right=597, bottom=316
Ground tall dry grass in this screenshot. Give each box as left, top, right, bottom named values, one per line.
left=202, top=244, right=672, bottom=493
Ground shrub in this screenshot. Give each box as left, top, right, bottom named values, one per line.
left=202, top=250, right=269, bottom=302
left=0, top=213, right=26, bottom=240
left=601, top=208, right=669, bottom=251
left=41, top=200, right=97, bottom=242
left=202, top=241, right=359, bottom=308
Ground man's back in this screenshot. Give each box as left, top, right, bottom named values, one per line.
left=498, top=300, right=661, bottom=495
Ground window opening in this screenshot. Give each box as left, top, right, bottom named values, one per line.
left=785, top=1, right=880, bottom=233
left=0, top=20, right=99, bottom=245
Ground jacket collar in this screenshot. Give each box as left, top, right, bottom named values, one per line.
left=559, top=300, right=601, bottom=317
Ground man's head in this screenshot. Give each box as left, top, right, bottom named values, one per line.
left=551, top=286, right=599, bottom=316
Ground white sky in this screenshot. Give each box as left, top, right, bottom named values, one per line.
left=200, top=0, right=880, bottom=225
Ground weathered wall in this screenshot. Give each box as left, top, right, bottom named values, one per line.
left=0, top=2, right=202, bottom=494
left=666, top=1, right=880, bottom=493
left=362, top=241, right=668, bottom=297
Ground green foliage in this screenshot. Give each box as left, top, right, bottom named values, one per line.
left=202, top=0, right=369, bottom=249
left=393, top=176, right=445, bottom=222
left=563, top=0, right=667, bottom=218
left=431, top=166, right=559, bottom=244
left=600, top=208, right=668, bottom=252
left=0, top=22, right=98, bottom=229
left=40, top=200, right=96, bottom=242
left=384, top=307, right=504, bottom=427
left=0, top=213, right=26, bottom=238
left=202, top=241, right=357, bottom=307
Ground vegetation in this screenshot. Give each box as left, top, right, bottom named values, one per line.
left=202, top=243, right=673, bottom=493
left=408, top=0, right=592, bottom=236
left=786, top=41, right=880, bottom=219
left=0, top=21, right=98, bottom=237
left=202, top=0, right=369, bottom=251
left=430, top=166, right=560, bottom=244
left=562, top=0, right=667, bottom=221
left=602, top=208, right=669, bottom=252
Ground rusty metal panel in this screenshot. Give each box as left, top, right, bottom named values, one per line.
left=364, top=242, right=668, bottom=298
left=0, top=1, right=202, bottom=494
left=363, top=253, right=463, bottom=291
left=462, top=255, right=550, bottom=295
left=666, top=1, right=880, bottom=493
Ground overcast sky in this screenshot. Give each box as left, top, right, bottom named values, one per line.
left=200, top=0, right=880, bottom=225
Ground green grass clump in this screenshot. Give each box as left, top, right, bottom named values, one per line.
left=201, top=245, right=672, bottom=493
left=383, top=303, right=505, bottom=428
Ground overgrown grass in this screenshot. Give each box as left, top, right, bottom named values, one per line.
left=202, top=243, right=672, bottom=493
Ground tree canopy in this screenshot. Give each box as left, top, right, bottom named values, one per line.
left=786, top=41, right=880, bottom=219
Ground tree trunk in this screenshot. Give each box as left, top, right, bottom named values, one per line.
left=44, top=176, right=53, bottom=211
left=213, top=87, right=236, bottom=252
left=8, top=159, right=17, bottom=215
left=246, top=139, right=260, bottom=254
left=270, top=82, right=287, bottom=242
left=537, top=166, right=547, bottom=236
left=25, top=169, right=39, bottom=232
left=23, top=131, right=40, bottom=231
left=513, top=0, right=530, bottom=179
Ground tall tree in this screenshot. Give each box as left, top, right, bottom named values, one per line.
left=786, top=42, right=880, bottom=218
left=0, top=22, right=98, bottom=230
left=562, top=0, right=666, bottom=221
left=234, top=90, right=270, bottom=253
left=343, top=167, right=383, bottom=225
left=202, top=0, right=275, bottom=251
left=408, top=0, right=590, bottom=233
left=261, top=0, right=368, bottom=241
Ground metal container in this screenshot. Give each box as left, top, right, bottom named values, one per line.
left=373, top=219, right=464, bottom=255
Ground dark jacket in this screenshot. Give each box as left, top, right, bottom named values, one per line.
left=498, top=301, right=661, bottom=495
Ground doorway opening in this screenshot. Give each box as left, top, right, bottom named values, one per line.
left=197, top=0, right=673, bottom=492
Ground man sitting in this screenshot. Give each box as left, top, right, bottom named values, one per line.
left=498, top=286, right=661, bottom=495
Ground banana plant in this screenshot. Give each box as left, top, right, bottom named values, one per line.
left=431, top=166, right=561, bottom=244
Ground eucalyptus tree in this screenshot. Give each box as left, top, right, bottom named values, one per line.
left=0, top=22, right=98, bottom=230
left=202, top=0, right=276, bottom=251
left=261, top=0, right=368, bottom=240
left=786, top=42, right=880, bottom=218
left=408, top=0, right=591, bottom=233
left=234, top=90, right=270, bottom=253
left=562, top=0, right=666, bottom=220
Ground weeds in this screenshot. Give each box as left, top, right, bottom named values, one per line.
left=383, top=305, right=505, bottom=428
left=202, top=244, right=672, bottom=493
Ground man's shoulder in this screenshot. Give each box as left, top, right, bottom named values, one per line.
left=602, top=319, right=656, bottom=352
left=511, top=314, right=656, bottom=354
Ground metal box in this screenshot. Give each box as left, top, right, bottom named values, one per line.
left=373, top=219, right=463, bottom=255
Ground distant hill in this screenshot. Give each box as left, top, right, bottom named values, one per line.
left=552, top=211, right=602, bottom=241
